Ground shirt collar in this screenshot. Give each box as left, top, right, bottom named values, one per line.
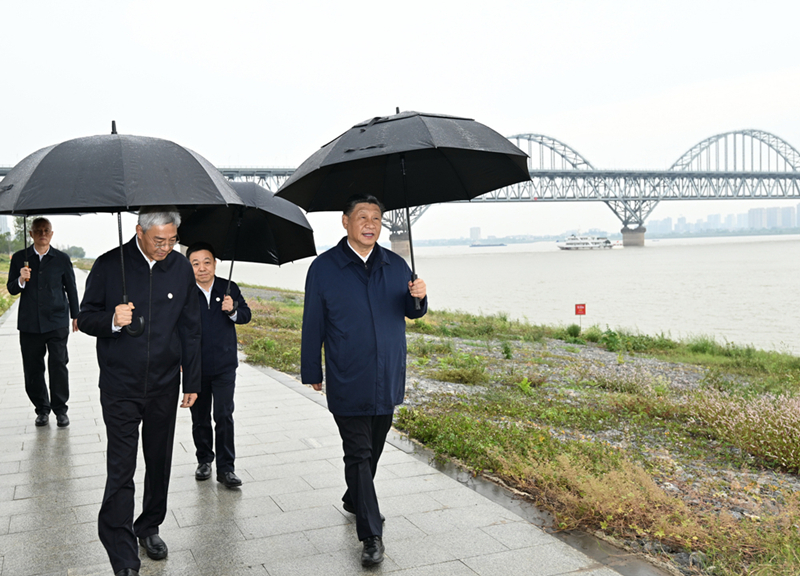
left=135, top=236, right=157, bottom=269
left=33, top=245, right=50, bottom=260
left=346, top=239, right=373, bottom=263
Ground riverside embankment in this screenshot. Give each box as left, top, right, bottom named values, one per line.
left=238, top=284, right=800, bottom=576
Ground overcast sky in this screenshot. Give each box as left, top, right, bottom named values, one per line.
left=3, top=0, right=800, bottom=256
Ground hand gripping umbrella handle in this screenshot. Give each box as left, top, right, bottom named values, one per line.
left=121, top=296, right=145, bottom=337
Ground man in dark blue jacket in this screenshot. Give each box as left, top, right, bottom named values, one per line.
left=6, top=217, right=79, bottom=427
left=78, top=207, right=201, bottom=576
left=186, top=242, right=251, bottom=489
left=301, top=193, right=427, bottom=567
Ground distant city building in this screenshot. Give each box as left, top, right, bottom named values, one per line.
left=736, top=213, right=748, bottom=229
left=748, top=208, right=767, bottom=229
left=707, top=214, right=722, bottom=230
left=766, top=206, right=781, bottom=229
left=674, top=216, right=688, bottom=233
left=723, top=214, right=736, bottom=230
left=781, top=206, right=796, bottom=228
left=0, top=216, right=9, bottom=236
left=469, top=227, right=481, bottom=241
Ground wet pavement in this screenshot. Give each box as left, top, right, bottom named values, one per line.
left=0, top=270, right=670, bottom=576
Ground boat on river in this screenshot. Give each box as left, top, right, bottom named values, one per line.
left=556, top=235, right=615, bottom=250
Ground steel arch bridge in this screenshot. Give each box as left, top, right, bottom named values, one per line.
left=216, top=129, right=800, bottom=244
left=3, top=129, right=799, bottom=244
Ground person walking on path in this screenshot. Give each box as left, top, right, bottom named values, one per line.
left=186, top=241, right=251, bottom=489
left=77, top=207, right=201, bottom=576
left=6, top=217, right=79, bottom=428
left=301, top=193, right=428, bottom=567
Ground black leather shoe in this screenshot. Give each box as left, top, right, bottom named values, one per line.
left=138, top=533, right=167, bottom=560
left=115, top=569, right=139, bottom=576
left=361, top=536, right=385, bottom=566
left=343, top=501, right=385, bottom=522
left=216, top=471, right=243, bottom=488
left=56, top=414, right=69, bottom=427
left=195, top=462, right=212, bottom=481
left=35, top=413, right=49, bottom=426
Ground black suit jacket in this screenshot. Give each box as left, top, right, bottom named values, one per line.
left=77, top=236, right=201, bottom=398
left=7, top=246, right=80, bottom=333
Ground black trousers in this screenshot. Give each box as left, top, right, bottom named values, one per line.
left=190, top=370, right=236, bottom=472
left=19, top=328, right=70, bottom=416
left=333, top=413, right=393, bottom=541
left=98, top=390, right=179, bottom=574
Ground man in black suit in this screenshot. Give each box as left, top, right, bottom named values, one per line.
left=78, top=207, right=201, bottom=576
left=186, top=242, right=251, bottom=489
left=6, top=217, right=79, bottom=428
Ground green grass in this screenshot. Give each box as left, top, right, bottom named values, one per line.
left=233, top=288, right=800, bottom=575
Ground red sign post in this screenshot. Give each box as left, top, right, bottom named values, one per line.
left=575, top=303, right=586, bottom=329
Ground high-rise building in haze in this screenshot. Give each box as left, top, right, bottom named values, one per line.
left=748, top=208, right=767, bottom=229
left=766, top=207, right=781, bottom=228
left=469, top=227, right=481, bottom=241
left=0, top=216, right=9, bottom=236
left=782, top=207, right=797, bottom=228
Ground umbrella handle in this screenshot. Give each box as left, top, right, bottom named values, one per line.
left=124, top=314, right=146, bottom=337
left=412, top=273, right=421, bottom=311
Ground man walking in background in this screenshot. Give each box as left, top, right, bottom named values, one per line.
left=78, top=206, right=201, bottom=576
left=301, top=193, right=427, bottom=567
left=186, top=241, right=251, bottom=489
left=6, top=217, right=79, bottom=427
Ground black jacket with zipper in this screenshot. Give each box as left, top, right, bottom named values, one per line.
left=197, top=276, right=251, bottom=377
left=7, top=246, right=79, bottom=333
left=77, top=236, right=201, bottom=398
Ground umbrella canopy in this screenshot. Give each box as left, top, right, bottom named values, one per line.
left=178, top=181, right=317, bottom=266
left=0, top=132, right=240, bottom=215
left=0, top=125, right=245, bottom=337
left=276, top=110, right=530, bottom=212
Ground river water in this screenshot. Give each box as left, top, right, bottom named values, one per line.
left=225, top=235, right=800, bottom=355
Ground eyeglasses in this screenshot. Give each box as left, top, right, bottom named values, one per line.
left=31, top=229, right=52, bottom=235
left=150, top=235, right=180, bottom=249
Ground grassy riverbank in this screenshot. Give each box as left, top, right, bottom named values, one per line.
left=186, top=284, right=800, bottom=575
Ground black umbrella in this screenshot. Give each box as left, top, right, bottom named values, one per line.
left=178, top=180, right=317, bottom=308
left=276, top=110, right=530, bottom=307
left=0, top=122, right=244, bottom=336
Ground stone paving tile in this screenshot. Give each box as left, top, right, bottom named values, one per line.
left=462, top=541, right=599, bottom=576
left=479, top=520, right=555, bottom=549
left=383, top=533, right=460, bottom=569
left=235, top=505, right=350, bottom=540
left=390, top=560, right=480, bottom=576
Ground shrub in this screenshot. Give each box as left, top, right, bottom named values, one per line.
left=566, top=324, right=581, bottom=338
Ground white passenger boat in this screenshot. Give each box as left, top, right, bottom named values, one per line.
left=556, top=235, right=615, bottom=250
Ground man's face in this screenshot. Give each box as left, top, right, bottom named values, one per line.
left=136, top=223, right=179, bottom=262
left=189, top=249, right=216, bottom=286
left=30, top=221, right=53, bottom=252
left=342, top=202, right=382, bottom=253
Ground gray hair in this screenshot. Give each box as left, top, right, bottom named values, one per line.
left=30, top=217, right=52, bottom=231
left=137, top=206, right=181, bottom=232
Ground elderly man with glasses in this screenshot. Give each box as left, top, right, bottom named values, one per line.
left=6, top=217, right=80, bottom=427
left=78, top=206, right=201, bottom=576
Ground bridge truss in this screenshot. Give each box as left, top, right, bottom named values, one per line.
left=3, top=130, right=798, bottom=233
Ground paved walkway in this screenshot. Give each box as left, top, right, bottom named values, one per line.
left=0, top=270, right=651, bottom=576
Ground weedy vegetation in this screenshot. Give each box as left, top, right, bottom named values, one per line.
left=235, top=287, right=800, bottom=576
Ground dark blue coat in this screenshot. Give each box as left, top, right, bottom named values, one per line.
left=301, top=237, right=427, bottom=416
left=7, top=246, right=79, bottom=333
left=77, top=236, right=201, bottom=398
left=197, top=276, right=251, bottom=377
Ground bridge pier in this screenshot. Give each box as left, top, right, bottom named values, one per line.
left=621, top=226, right=646, bottom=247
left=390, top=232, right=410, bottom=257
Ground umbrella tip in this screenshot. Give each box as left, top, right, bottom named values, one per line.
left=396, top=107, right=399, bottom=114
left=111, top=120, right=117, bottom=135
